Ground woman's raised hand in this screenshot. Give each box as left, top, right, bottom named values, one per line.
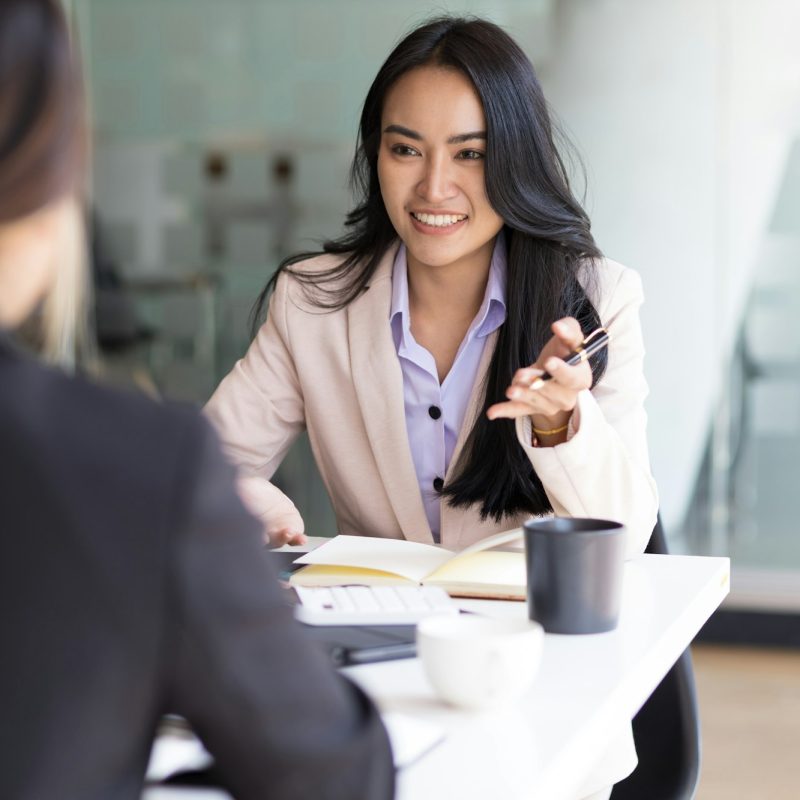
left=487, top=317, right=591, bottom=437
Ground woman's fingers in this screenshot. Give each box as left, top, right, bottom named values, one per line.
left=266, top=527, right=307, bottom=548
left=507, top=378, right=577, bottom=412
left=511, top=366, right=543, bottom=388
left=512, top=357, right=590, bottom=393
left=541, top=357, right=592, bottom=391
left=488, top=399, right=539, bottom=420
left=552, top=317, right=584, bottom=350
left=512, top=318, right=584, bottom=386
left=488, top=318, right=591, bottom=422
left=490, top=363, right=591, bottom=421
left=488, top=391, right=562, bottom=420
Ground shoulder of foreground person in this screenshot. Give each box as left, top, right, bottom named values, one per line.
left=159, top=394, right=396, bottom=799
left=1, top=350, right=396, bottom=799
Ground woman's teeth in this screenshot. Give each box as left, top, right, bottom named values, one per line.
left=412, top=212, right=467, bottom=227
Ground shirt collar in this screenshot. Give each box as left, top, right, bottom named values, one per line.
left=475, top=234, right=507, bottom=338
left=389, top=233, right=507, bottom=346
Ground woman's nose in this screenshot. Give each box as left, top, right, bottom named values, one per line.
left=416, top=154, right=456, bottom=203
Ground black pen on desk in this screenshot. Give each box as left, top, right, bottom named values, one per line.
left=529, top=327, right=610, bottom=390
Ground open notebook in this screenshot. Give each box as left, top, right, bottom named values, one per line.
left=289, top=528, right=526, bottom=600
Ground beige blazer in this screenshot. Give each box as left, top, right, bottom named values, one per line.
left=205, top=244, right=658, bottom=556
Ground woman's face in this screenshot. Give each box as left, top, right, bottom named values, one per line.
left=377, top=66, right=504, bottom=276
left=0, top=202, right=63, bottom=328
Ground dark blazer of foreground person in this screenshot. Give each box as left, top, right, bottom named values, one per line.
left=0, top=334, right=394, bottom=800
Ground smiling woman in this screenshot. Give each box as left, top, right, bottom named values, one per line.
left=377, top=67, right=503, bottom=281
left=377, top=66, right=504, bottom=386
left=204, top=16, right=658, bottom=570
left=202, top=21, right=656, bottom=798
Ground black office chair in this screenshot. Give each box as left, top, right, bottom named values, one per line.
left=610, top=516, right=702, bottom=800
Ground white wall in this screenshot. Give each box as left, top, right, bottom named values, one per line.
left=538, top=0, right=800, bottom=532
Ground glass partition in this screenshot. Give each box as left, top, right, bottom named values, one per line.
left=682, top=137, right=800, bottom=612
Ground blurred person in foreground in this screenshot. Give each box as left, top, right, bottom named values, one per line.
left=0, top=2, right=394, bottom=799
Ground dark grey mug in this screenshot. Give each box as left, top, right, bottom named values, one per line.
left=523, top=518, right=625, bottom=634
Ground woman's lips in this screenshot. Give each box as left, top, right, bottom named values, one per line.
left=409, top=211, right=468, bottom=235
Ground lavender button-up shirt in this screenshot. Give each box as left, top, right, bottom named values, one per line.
left=389, top=237, right=507, bottom=540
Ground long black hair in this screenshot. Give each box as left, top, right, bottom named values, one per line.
left=251, top=15, right=607, bottom=522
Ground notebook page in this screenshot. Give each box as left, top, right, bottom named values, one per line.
left=423, top=551, right=526, bottom=599
left=293, top=535, right=454, bottom=583
left=450, top=527, right=524, bottom=560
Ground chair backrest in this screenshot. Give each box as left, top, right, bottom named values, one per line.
left=610, top=516, right=702, bottom=800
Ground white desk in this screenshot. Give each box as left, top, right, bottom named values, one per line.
left=145, top=552, right=729, bottom=800
left=344, top=553, right=729, bottom=800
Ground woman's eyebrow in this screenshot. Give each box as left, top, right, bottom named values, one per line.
left=383, top=124, right=487, bottom=144
left=447, top=131, right=486, bottom=144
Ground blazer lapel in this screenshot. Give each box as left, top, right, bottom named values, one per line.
left=347, top=246, right=433, bottom=544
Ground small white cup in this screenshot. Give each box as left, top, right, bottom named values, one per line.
left=416, top=615, right=544, bottom=710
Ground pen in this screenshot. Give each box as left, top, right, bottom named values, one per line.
left=529, top=327, right=610, bottom=390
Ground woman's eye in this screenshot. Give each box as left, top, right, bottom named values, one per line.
left=457, top=149, right=485, bottom=161
left=391, top=144, right=419, bottom=157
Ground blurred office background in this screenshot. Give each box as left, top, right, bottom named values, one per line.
left=59, top=1, right=800, bottom=795
left=65, top=0, right=800, bottom=613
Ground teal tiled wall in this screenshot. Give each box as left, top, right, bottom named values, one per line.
left=82, top=0, right=553, bottom=143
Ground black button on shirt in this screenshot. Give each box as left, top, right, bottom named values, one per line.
left=428, top=405, right=442, bottom=420
left=433, top=477, right=444, bottom=492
